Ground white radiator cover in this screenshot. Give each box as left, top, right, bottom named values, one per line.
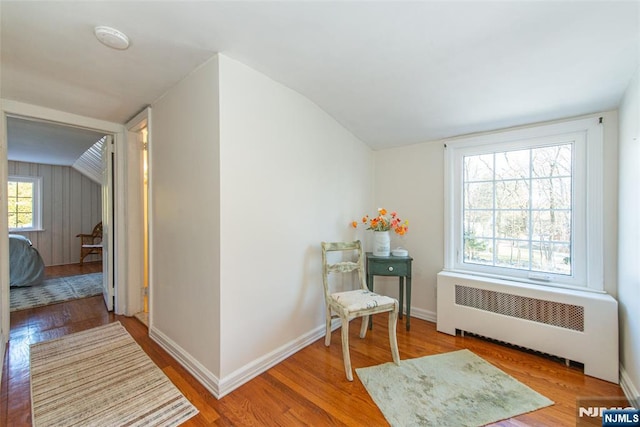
left=437, top=271, right=619, bottom=384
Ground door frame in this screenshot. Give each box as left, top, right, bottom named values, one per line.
left=0, top=99, right=129, bottom=338
left=101, top=134, right=115, bottom=310
left=125, top=107, right=151, bottom=321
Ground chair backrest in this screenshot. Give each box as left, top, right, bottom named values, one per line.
left=92, top=222, right=103, bottom=238
left=321, top=241, right=368, bottom=298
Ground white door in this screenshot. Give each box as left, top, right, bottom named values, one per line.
left=101, top=135, right=115, bottom=310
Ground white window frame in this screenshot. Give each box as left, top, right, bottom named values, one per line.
left=8, top=175, right=43, bottom=232
left=444, top=117, right=604, bottom=292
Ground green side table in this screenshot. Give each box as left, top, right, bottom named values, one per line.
left=366, top=252, right=413, bottom=330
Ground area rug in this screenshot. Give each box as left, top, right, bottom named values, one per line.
left=356, top=349, right=553, bottom=427
left=30, top=322, right=198, bottom=427
left=10, top=272, right=103, bottom=311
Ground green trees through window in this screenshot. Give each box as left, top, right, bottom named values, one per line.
left=7, top=176, right=41, bottom=230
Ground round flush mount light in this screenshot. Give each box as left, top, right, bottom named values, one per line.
left=94, top=26, right=130, bottom=50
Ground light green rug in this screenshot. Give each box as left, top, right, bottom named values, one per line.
left=10, top=272, right=103, bottom=311
left=356, top=349, right=553, bottom=427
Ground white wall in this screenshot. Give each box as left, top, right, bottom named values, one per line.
left=149, top=57, right=222, bottom=375
left=618, top=66, right=640, bottom=403
left=217, top=55, right=373, bottom=380
left=149, top=54, right=372, bottom=394
left=372, top=142, right=444, bottom=319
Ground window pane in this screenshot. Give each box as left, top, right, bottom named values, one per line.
left=8, top=213, right=17, bottom=228
left=464, top=154, right=494, bottom=181
left=496, top=210, right=529, bottom=239
left=531, top=242, right=571, bottom=275
left=17, top=182, right=33, bottom=197
left=16, top=213, right=33, bottom=228
left=495, top=180, right=529, bottom=209
left=465, top=182, right=493, bottom=209
left=495, top=149, right=530, bottom=180
left=7, top=182, right=17, bottom=197
left=464, top=211, right=493, bottom=238
left=495, top=239, right=530, bottom=269
left=532, top=177, right=571, bottom=210
left=532, top=210, right=571, bottom=242
left=16, top=199, right=33, bottom=213
left=532, top=144, right=572, bottom=178
left=464, top=237, right=492, bottom=264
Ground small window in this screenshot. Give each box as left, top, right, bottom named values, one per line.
left=8, top=176, right=43, bottom=231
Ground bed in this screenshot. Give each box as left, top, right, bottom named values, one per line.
left=9, top=234, right=45, bottom=287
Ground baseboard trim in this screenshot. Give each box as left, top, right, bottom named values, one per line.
left=149, top=326, right=221, bottom=398
left=410, top=306, right=437, bottom=323
left=218, top=323, right=328, bottom=398
left=150, top=312, right=436, bottom=400
left=149, top=322, right=330, bottom=399
left=620, top=364, right=640, bottom=407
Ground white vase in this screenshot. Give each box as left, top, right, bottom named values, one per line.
left=373, top=231, right=391, bottom=256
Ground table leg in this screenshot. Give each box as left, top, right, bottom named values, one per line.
left=398, top=277, right=404, bottom=319
left=368, top=273, right=374, bottom=330
left=406, top=276, right=412, bottom=331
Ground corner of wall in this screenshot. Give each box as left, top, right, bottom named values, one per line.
left=149, top=325, right=221, bottom=398
left=620, top=363, right=640, bottom=407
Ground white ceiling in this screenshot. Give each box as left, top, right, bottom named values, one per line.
left=1, top=1, right=639, bottom=153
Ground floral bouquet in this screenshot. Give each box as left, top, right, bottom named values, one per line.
left=351, top=208, right=409, bottom=235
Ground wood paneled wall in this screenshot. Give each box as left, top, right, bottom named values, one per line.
left=8, top=161, right=102, bottom=266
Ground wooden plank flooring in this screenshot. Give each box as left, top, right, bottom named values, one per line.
left=1, top=263, right=628, bottom=426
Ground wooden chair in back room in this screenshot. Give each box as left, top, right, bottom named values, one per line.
left=76, top=221, right=103, bottom=265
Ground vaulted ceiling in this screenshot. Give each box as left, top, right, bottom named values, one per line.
left=1, top=1, right=638, bottom=154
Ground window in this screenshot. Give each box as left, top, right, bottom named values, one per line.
left=8, top=176, right=43, bottom=231
left=444, top=117, right=603, bottom=291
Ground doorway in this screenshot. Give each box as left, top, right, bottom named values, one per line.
left=1, top=102, right=123, bottom=338
left=6, top=117, right=113, bottom=311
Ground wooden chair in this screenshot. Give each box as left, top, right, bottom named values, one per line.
left=321, top=240, right=400, bottom=381
left=76, top=222, right=103, bottom=265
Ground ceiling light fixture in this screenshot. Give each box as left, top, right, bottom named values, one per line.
left=94, top=26, right=130, bottom=50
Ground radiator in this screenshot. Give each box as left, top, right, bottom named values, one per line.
left=437, top=271, right=619, bottom=383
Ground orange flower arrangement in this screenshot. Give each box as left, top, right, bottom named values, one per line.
left=351, top=208, right=409, bottom=235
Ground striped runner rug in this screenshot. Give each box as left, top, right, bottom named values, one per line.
left=30, top=322, right=198, bottom=427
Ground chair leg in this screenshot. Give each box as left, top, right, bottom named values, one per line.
left=359, top=315, right=369, bottom=338
left=325, top=306, right=332, bottom=347
left=389, top=308, right=400, bottom=365
left=340, top=316, right=353, bottom=381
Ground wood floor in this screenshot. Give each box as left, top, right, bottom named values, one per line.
left=40, top=260, right=102, bottom=279
left=1, top=264, right=628, bottom=426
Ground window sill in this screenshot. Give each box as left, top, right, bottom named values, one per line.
left=442, top=268, right=606, bottom=295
